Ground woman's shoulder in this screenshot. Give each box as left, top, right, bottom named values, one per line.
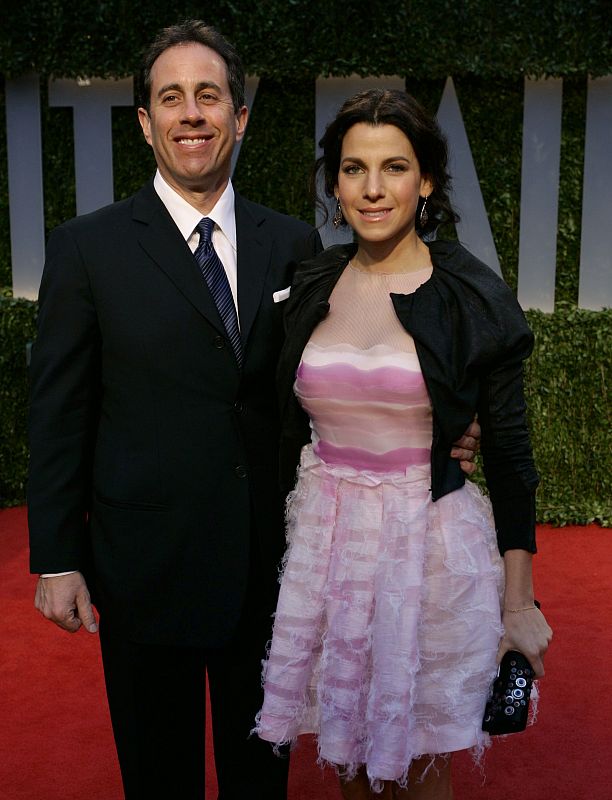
left=294, top=242, right=356, bottom=276
left=427, top=239, right=524, bottom=307
left=289, top=242, right=356, bottom=301
left=428, top=239, right=505, bottom=282
left=417, top=239, right=533, bottom=352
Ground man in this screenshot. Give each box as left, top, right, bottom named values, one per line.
left=29, top=20, right=321, bottom=799
left=28, top=19, right=479, bottom=800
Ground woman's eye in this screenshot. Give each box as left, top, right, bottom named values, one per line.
left=343, top=164, right=362, bottom=174
left=387, top=163, right=407, bottom=173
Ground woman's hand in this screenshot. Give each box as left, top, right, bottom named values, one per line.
left=498, top=605, right=553, bottom=678
left=500, top=548, right=553, bottom=677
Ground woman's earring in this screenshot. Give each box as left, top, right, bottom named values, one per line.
left=332, top=198, right=344, bottom=229
left=419, top=195, right=429, bottom=227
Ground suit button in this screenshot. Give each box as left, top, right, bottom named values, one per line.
left=213, top=336, right=225, bottom=349
left=235, top=465, right=248, bottom=478
left=233, top=401, right=243, bottom=413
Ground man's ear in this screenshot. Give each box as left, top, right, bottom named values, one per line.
left=137, top=107, right=152, bottom=146
left=235, top=105, right=249, bottom=143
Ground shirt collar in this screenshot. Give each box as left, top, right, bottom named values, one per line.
left=153, top=170, right=236, bottom=250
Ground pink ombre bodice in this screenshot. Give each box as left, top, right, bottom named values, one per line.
left=295, top=263, right=433, bottom=474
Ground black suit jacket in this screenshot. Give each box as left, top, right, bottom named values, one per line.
left=28, top=180, right=321, bottom=648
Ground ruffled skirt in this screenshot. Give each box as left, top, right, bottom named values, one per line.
left=255, top=446, right=505, bottom=787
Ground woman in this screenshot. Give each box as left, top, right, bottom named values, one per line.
left=255, top=89, right=552, bottom=799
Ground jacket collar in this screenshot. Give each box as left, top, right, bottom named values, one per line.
left=235, top=194, right=273, bottom=348
left=132, top=181, right=227, bottom=338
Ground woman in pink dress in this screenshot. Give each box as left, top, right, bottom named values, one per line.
left=255, top=89, right=552, bottom=799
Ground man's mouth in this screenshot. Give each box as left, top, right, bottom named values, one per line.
left=176, top=137, right=211, bottom=146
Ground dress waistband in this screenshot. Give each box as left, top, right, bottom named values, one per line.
left=298, top=444, right=431, bottom=489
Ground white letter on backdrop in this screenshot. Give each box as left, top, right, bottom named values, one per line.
left=517, top=77, right=563, bottom=311
left=6, top=74, right=46, bottom=300
left=48, top=77, right=134, bottom=216
left=579, top=75, right=612, bottom=310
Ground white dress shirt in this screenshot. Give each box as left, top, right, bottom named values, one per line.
left=153, top=170, right=240, bottom=316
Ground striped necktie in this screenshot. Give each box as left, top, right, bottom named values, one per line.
left=193, top=218, right=242, bottom=367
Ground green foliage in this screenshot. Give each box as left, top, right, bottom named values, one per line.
left=0, top=298, right=37, bottom=506
left=112, top=106, right=157, bottom=200
left=555, top=79, right=587, bottom=306
left=42, top=101, right=77, bottom=235
left=525, top=306, right=612, bottom=526
left=1, top=0, right=610, bottom=80
left=233, top=77, right=316, bottom=224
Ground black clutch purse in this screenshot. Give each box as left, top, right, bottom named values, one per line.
left=482, top=650, right=534, bottom=735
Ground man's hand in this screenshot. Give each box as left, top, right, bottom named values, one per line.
left=451, top=419, right=481, bottom=475
left=34, top=572, right=98, bottom=634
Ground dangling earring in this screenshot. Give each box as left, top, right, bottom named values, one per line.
left=419, top=195, right=429, bottom=227
left=332, top=198, right=343, bottom=229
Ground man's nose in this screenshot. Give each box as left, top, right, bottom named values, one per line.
left=181, top=97, right=205, bottom=124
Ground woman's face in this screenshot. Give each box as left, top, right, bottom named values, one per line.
left=335, top=122, right=432, bottom=248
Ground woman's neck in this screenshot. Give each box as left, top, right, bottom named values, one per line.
left=351, top=233, right=432, bottom=275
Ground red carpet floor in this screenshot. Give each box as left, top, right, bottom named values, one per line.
left=1, top=506, right=611, bottom=799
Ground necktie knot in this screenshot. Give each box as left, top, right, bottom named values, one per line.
left=196, top=218, right=215, bottom=251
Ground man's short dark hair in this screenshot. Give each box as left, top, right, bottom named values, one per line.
left=137, top=19, right=245, bottom=113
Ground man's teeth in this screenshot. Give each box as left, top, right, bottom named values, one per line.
left=178, top=138, right=208, bottom=145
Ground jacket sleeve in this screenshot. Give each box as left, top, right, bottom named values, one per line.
left=28, top=224, right=101, bottom=573
left=477, top=339, right=539, bottom=555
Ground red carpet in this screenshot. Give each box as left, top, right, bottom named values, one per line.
left=1, top=506, right=611, bottom=799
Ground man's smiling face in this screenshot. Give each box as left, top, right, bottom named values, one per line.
left=138, top=42, right=247, bottom=204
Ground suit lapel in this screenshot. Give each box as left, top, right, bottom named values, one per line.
left=132, top=182, right=227, bottom=337
left=235, top=194, right=272, bottom=348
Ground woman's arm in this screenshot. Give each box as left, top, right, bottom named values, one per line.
left=499, top=549, right=553, bottom=677
left=477, top=331, right=552, bottom=676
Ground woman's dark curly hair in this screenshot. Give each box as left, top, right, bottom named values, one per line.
left=313, top=88, right=459, bottom=236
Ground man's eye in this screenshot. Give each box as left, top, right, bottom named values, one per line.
left=162, top=94, right=178, bottom=103
left=200, top=93, right=217, bottom=103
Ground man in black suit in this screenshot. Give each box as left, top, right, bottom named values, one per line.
left=28, top=20, right=321, bottom=799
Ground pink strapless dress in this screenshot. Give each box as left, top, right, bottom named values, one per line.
left=255, top=264, right=505, bottom=788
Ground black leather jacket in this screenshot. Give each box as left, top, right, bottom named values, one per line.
left=277, top=241, right=539, bottom=555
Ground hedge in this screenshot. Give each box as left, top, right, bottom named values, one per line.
left=1, top=1, right=611, bottom=80
left=0, top=298, right=37, bottom=506
left=525, top=307, right=612, bottom=527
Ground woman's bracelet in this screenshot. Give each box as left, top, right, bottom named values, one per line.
left=503, top=604, right=538, bottom=613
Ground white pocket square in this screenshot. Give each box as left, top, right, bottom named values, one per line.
left=273, top=287, right=291, bottom=303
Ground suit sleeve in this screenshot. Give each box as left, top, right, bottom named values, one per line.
left=28, top=224, right=101, bottom=573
